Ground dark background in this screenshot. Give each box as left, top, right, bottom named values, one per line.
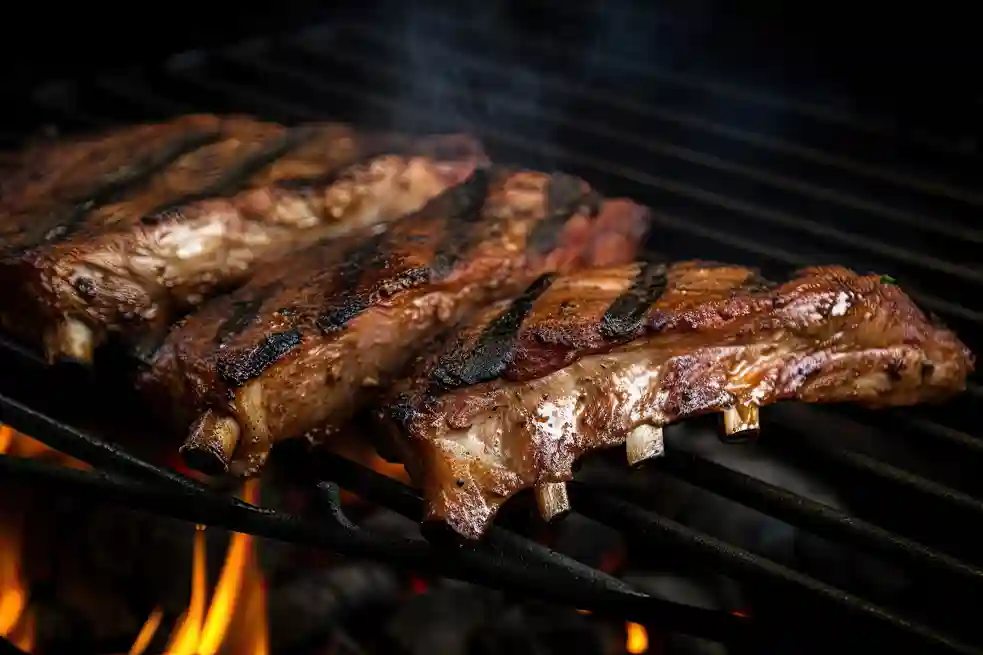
left=3, top=1, right=979, bottom=95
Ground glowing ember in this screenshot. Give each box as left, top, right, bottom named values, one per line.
left=625, top=622, right=648, bottom=654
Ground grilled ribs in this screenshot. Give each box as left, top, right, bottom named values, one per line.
left=380, top=260, right=975, bottom=539
left=138, top=169, right=650, bottom=476
left=0, top=115, right=484, bottom=364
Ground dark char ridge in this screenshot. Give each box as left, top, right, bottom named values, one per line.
left=141, top=125, right=320, bottom=221
left=430, top=272, right=557, bottom=391
left=429, top=167, right=493, bottom=277
left=314, top=231, right=390, bottom=334
left=217, top=328, right=303, bottom=387
left=316, top=167, right=492, bottom=334
left=8, top=127, right=224, bottom=253
left=527, top=172, right=600, bottom=254
left=600, top=259, right=669, bottom=338
left=214, top=281, right=285, bottom=345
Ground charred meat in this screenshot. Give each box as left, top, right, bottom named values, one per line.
left=0, top=115, right=484, bottom=363
left=138, top=169, right=650, bottom=476
left=381, top=261, right=975, bottom=538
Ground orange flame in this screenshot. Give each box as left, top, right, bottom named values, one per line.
left=625, top=622, right=648, bottom=654
left=128, top=607, right=163, bottom=655
left=0, top=423, right=269, bottom=655
left=0, top=425, right=88, bottom=653
left=146, top=478, right=268, bottom=655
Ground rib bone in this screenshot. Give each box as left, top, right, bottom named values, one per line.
left=44, top=318, right=95, bottom=365
left=722, top=403, right=760, bottom=440
left=180, top=410, right=241, bottom=474
left=535, top=482, right=571, bottom=522
left=626, top=424, right=665, bottom=466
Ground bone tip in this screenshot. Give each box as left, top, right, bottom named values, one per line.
left=626, top=424, right=665, bottom=467
left=535, top=482, right=571, bottom=523
left=180, top=411, right=241, bottom=475
left=722, top=404, right=760, bottom=443
left=44, top=319, right=95, bottom=366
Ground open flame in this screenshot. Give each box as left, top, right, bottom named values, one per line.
left=0, top=425, right=269, bottom=655
left=625, top=622, right=648, bottom=654
left=134, top=479, right=268, bottom=655
left=0, top=424, right=86, bottom=652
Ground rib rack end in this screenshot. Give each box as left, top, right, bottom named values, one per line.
left=535, top=482, right=571, bottom=522
left=722, top=403, right=760, bottom=443
left=181, top=410, right=241, bottom=475
left=626, top=424, right=665, bottom=466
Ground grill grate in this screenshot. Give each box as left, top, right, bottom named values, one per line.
left=1, top=3, right=981, bottom=653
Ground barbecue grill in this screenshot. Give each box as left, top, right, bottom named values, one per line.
left=1, top=1, right=981, bottom=653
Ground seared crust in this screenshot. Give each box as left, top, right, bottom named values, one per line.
left=0, top=115, right=485, bottom=362
left=140, top=168, right=650, bottom=476
left=382, top=261, right=975, bottom=539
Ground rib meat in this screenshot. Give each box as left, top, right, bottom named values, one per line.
left=0, top=115, right=484, bottom=363
left=381, top=260, right=975, bottom=538
left=138, top=169, right=650, bottom=476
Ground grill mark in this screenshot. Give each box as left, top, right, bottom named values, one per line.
left=217, top=328, right=303, bottom=387
left=527, top=173, right=600, bottom=254
left=314, top=167, right=492, bottom=332
left=743, top=271, right=778, bottom=293
left=313, top=231, right=390, bottom=334
left=429, top=273, right=557, bottom=391
left=429, top=168, right=493, bottom=278
left=269, top=135, right=414, bottom=191
left=140, top=126, right=319, bottom=222
left=214, top=281, right=285, bottom=345
left=8, top=128, right=224, bottom=253
left=316, top=265, right=433, bottom=333
left=600, top=259, right=669, bottom=338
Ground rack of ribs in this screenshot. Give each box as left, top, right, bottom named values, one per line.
left=379, top=260, right=975, bottom=539
left=0, top=114, right=484, bottom=364
left=137, top=168, right=651, bottom=477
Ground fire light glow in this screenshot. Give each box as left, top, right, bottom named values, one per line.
left=625, top=621, right=648, bottom=654
left=0, top=425, right=269, bottom=655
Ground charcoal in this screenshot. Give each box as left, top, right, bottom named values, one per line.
left=268, top=561, right=403, bottom=653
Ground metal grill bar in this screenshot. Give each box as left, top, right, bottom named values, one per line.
left=653, top=450, right=983, bottom=591
left=2, top=7, right=981, bottom=653
left=262, top=29, right=983, bottom=308
left=0, top=400, right=750, bottom=643
left=137, top=33, right=983, bottom=342
left=42, top=59, right=983, bottom=525
left=417, top=5, right=983, bottom=173
left=569, top=485, right=980, bottom=655
left=302, top=21, right=983, bottom=254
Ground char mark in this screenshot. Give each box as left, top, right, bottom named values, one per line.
left=312, top=231, right=389, bottom=334
left=527, top=173, right=601, bottom=254
left=429, top=273, right=556, bottom=391
left=141, top=125, right=319, bottom=222
left=8, top=128, right=224, bottom=253
left=271, top=135, right=411, bottom=191
left=429, top=168, right=494, bottom=278
left=214, top=281, right=285, bottom=345
left=217, top=328, right=303, bottom=387
left=316, top=266, right=433, bottom=334
left=600, top=259, right=669, bottom=338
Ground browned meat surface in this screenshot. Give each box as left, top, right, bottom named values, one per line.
left=138, top=168, right=650, bottom=476
left=0, top=115, right=484, bottom=363
left=381, top=261, right=975, bottom=539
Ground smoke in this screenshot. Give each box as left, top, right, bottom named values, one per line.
left=363, top=1, right=734, bottom=170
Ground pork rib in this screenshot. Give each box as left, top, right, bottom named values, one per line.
left=138, top=168, right=650, bottom=476
left=381, top=260, right=975, bottom=539
left=0, top=115, right=484, bottom=363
